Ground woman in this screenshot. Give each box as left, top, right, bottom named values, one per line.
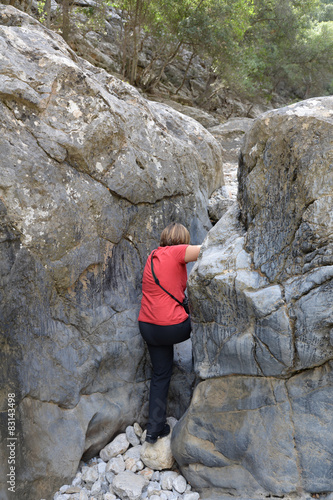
left=138, top=222, right=201, bottom=444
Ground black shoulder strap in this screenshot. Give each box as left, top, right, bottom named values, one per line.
left=151, top=250, right=183, bottom=306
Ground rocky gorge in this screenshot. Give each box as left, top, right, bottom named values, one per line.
left=0, top=5, right=332, bottom=500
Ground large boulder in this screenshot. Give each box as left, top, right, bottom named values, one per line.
left=0, top=6, right=224, bottom=500
left=172, top=97, right=333, bottom=497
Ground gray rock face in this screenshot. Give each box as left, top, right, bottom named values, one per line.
left=208, top=118, right=254, bottom=222
left=172, top=97, right=333, bottom=497
left=0, top=6, right=224, bottom=500
left=172, top=362, right=333, bottom=497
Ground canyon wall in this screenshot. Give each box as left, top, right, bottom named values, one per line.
left=172, top=97, right=333, bottom=499
left=0, top=6, right=223, bottom=499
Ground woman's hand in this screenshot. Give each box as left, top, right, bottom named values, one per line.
left=185, top=245, right=202, bottom=263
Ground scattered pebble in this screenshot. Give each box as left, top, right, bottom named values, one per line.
left=52, top=422, right=200, bottom=500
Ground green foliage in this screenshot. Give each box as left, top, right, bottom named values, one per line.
left=33, top=0, right=333, bottom=100
left=227, top=0, right=333, bottom=98
left=318, top=0, right=333, bottom=21
left=37, top=0, right=47, bottom=23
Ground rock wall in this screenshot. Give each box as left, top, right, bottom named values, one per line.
left=172, top=97, right=333, bottom=498
left=0, top=6, right=224, bottom=500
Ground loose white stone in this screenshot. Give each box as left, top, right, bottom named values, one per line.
left=113, top=470, right=148, bottom=500
left=103, top=494, right=117, bottom=500
left=134, top=423, right=143, bottom=438
left=91, top=479, right=102, bottom=495
left=98, top=461, right=107, bottom=475
left=172, top=474, right=187, bottom=494
left=60, top=485, right=70, bottom=494
left=136, top=460, right=144, bottom=471
left=160, top=491, right=177, bottom=500
left=107, top=456, right=126, bottom=474
left=125, top=457, right=137, bottom=472
left=150, top=471, right=160, bottom=482
left=53, top=420, right=200, bottom=500
left=79, top=489, right=89, bottom=500
left=101, top=480, right=109, bottom=494
left=100, top=434, right=130, bottom=462
left=126, top=425, right=141, bottom=446
left=72, top=472, right=83, bottom=487
left=64, top=486, right=81, bottom=494
left=105, top=470, right=115, bottom=485
left=140, top=435, right=174, bottom=471
left=124, top=445, right=142, bottom=461
left=183, top=493, right=200, bottom=500
left=140, top=430, right=147, bottom=444
left=160, top=471, right=179, bottom=490
left=138, top=467, right=154, bottom=482
left=81, top=465, right=99, bottom=485
left=146, top=480, right=161, bottom=496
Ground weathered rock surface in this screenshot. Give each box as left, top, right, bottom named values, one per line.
left=172, top=97, right=333, bottom=497
left=207, top=118, right=253, bottom=223
left=0, top=6, right=224, bottom=500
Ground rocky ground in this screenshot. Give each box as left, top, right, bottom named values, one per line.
left=49, top=420, right=200, bottom=500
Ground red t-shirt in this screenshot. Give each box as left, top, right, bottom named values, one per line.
left=138, top=244, right=189, bottom=326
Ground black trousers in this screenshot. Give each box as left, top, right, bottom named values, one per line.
left=139, top=317, right=191, bottom=434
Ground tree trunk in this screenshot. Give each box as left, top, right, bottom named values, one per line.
left=196, top=71, right=218, bottom=106
left=175, top=51, right=195, bottom=95
left=148, top=41, right=183, bottom=91
left=45, top=0, right=51, bottom=29
left=62, top=0, right=70, bottom=42
left=130, top=0, right=140, bottom=85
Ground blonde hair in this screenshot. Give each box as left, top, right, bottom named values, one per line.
left=160, top=223, right=190, bottom=247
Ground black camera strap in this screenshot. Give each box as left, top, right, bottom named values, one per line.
left=150, top=250, right=183, bottom=307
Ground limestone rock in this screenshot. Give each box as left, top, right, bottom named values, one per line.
left=147, top=481, right=162, bottom=496
left=173, top=363, right=333, bottom=497
left=0, top=5, right=224, bottom=500
left=183, top=494, right=200, bottom=500
left=208, top=118, right=254, bottom=221
left=189, top=97, right=333, bottom=379
left=138, top=467, right=154, bottom=482
left=81, top=465, right=99, bottom=486
left=112, top=471, right=148, bottom=500
left=207, top=187, right=235, bottom=223
left=208, top=117, right=253, bottom=165
left=106, top=456, right=126, bottom=475
left=173, top=97, right=333, bottom=498
left=140, top=434, right=175, bottom=471
left=103, top=494, right=117, bottom=500
left=124, top=445, right=142, bottom=461
left=126, top=426, right=141, bottom=447
left=133, top=423, right=143, bottom=438
left=173, top=474, right=187, bottom=494
left=100, top=434, right=130, bottom=462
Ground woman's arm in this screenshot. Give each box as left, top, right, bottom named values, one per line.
left=185, top=245, right=202, bottom=263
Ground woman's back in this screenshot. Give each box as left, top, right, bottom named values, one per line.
left=138, top=244, right=189, bottom=326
